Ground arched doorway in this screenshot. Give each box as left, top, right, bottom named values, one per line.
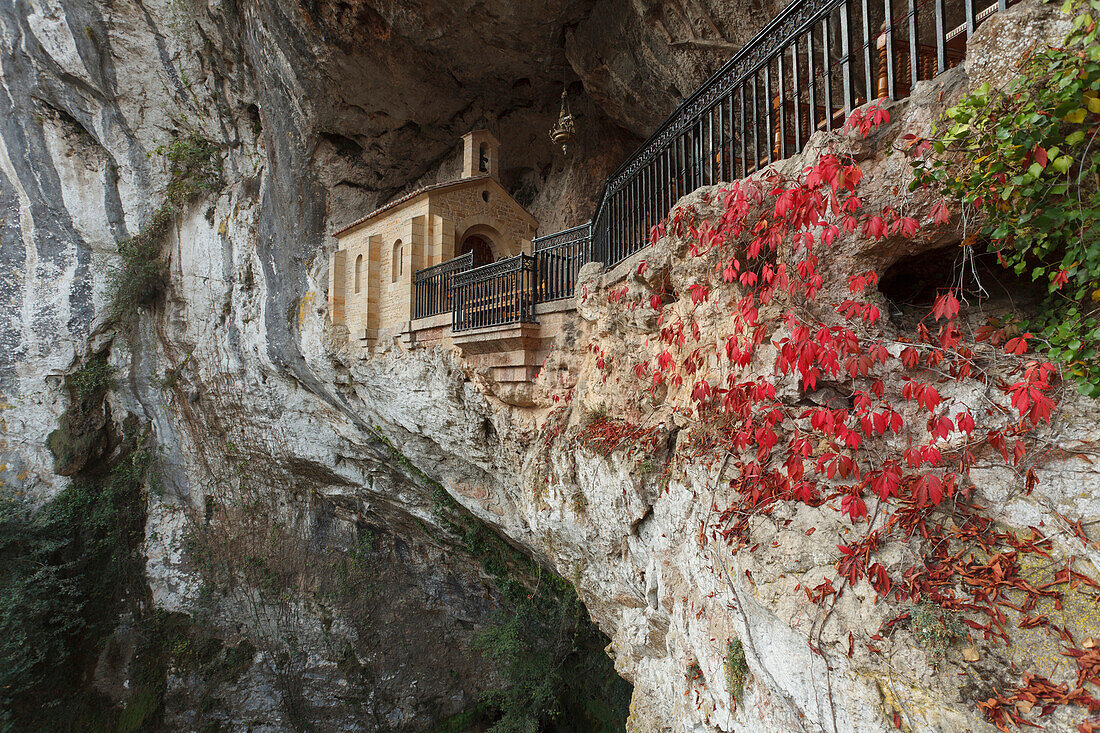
left=459, top=234, right=494, bottom=267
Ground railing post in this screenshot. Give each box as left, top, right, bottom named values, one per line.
left=751, top=73, right=761, bottom=167
left=825, top=16, right=837, bottom=131
left=807, top=26, right=818, bottom=133
left=908, top=0, right=919, bottom=87
left=934, top=0, right=947, bottom=74
left=452, top=278, right=460, bottom=331
left=861, top=0, right=874, bottom=103
left=791, top=40, right=802, bottom=152
left=840, top=0, right=856, bottom=115
left=777, top=52, right=787, bottom=160
left=764, top=62, right=774, bottom=165
left=739, top=85, right=749, bottom=175
left=883, top=0, right=895, bottom=99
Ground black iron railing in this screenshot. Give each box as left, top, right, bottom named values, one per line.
left=415, top=0, right=1006, bottom=332
left=413, top=252, right=474, bottom=319
left=453, top=254, right=538, bottom=332
left=534, top=223, right=593, bottom=303
left=587, top=0, right=1002, bottom=268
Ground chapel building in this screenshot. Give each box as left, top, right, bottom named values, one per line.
left=328, top=130, right=539, bottom=346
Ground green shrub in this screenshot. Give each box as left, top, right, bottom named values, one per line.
left=0, top=433, right=152, bottom=727
left=69, top=354, right=117, bottom=400
left=724, top=638, right=747, bottom=704
left=468, top=558, right=630, bottom=733
left=108, top=131, right=221, bottom=318
left=159, top=131, right=222, bottom=208
left=911, top=599, right=965, bottom=654
left=912, top=1, right=1100, bottom=393
left=430, top=701, right=497, bottom=733
left=108, top=203, right=171, bottom=317
left=47, top=352, right=115, bottom=476
left=371, top=432, right=630, bottom=731
left=475, top=615, right=563, bottom=732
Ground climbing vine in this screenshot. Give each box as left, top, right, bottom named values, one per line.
left=911, top=0, right=1100, bottom=394
left=559, top=91, right=1100, bottom=730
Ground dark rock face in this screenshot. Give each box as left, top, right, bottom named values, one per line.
left=0, top=0, right=772, bottom=727
left=565, top=0, right=776, bottom=138
left=159, top=497, right=513, bottom=731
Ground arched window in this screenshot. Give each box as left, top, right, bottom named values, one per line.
left=478, top=143, right=488, bottom=173
left=354, top=254, right=363, bottom=293
left=391, top=240, right=403, bottom=283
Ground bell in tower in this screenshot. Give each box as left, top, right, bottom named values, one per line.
left=461, top=130, right=501, bottom=179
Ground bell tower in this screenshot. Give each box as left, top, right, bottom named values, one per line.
left=461, top=130, right=500, bottom=180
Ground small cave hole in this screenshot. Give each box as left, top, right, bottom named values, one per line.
left=481, top=417, right=497, bottom=441
left=246, top=103, right=262, bottom=136
left=655, top=273, right=678, bottom=306
left=321, top=131, right=364, bottom=158
left=878, top=244, right=1046, bottom=325
left=878, top=245, right=965, bottom=311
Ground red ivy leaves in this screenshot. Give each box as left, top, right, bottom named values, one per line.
left=848, top=271, right=879, bottom=294
left=836, top=299, right=881, bottom=324
left=932, top=291, right=960, bottom=321
left=930, top=199, right=950, bottom=226
left=913, top=474, right=945, bottom=508
left=868, top=462, right=902, bottom=501
left=868, top=563, right=892, bottom=599
left=902, top=380, right=943, bottom=412
left=1007, top=361, right=1058, bottom=425
left=588, top=105, right=1071, bottom=719
left=844, top=104, right=891, bottom=137
left=841, top=492, right=869, bottom=521
left=1005, top=333, right=1032, bottom=355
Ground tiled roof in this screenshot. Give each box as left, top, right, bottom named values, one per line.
left=332, top=174, right=494, bottom=238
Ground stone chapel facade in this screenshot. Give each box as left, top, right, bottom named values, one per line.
left=328, top=130, right=538, bottom=346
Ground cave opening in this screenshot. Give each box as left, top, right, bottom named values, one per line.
left=246, top=103, right=262, bottom=136
left=878, top=243, right=1046, bottom=324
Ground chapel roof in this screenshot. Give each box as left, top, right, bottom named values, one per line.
left=331, top=174, right=536, bottom=239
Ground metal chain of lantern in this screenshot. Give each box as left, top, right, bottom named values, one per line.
left=549, top=89, right=576, bottom=156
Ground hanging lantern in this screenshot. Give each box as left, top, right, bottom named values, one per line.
left=549, top=89, right=576, bottom=156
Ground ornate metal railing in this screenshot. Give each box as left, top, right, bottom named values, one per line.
left=583, top=0, right=1004, bottom=268
left=453, top=254, right=538, bottom=332
left=534, top=222, right=593, bottom=303
left=413, top=252, right=474, bottom=320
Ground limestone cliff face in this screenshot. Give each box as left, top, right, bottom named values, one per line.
left=0, top=0, right=775, bottom=727
left=2, top=0, right=1095, bottom=731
